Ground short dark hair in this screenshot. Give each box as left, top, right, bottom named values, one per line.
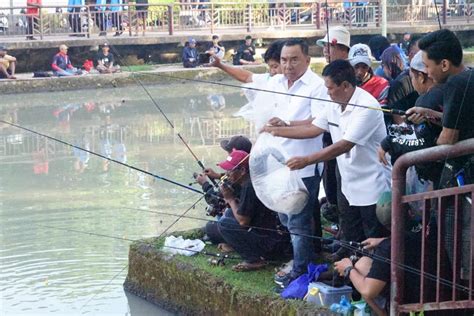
left=245, top=35, right=252, bottom=40
left=322, top=59, right=357, bottom=87
left=283, top=39, right=309, bottom=56
left=263, top=40, right=285, bottom=63
left=418, top=29, right=463, bottom=67
left=368, top=35, right=390, bottom=61
left=212, top=35, right=219, bottom=40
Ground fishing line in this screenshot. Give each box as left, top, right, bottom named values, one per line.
left=106, top=43, right=219, bottom=187
left=118, top=206, right=472, bottom=293
left=0, top=119, right=208, bottom=196
left=133, top=71, right=407, bottom=116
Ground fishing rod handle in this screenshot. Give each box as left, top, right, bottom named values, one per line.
left=391, top=109, right=406, bottom=116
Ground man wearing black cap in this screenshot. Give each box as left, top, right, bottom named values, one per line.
left=0, top=46, right=17, bottom=80
left=96, top=43, right=119, bottom=74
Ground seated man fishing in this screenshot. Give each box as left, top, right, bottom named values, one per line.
left=217, top=149, right=290, bottom=272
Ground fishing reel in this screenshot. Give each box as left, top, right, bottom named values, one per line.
left=347, top=241, right=364, bottom=265
left=388, top=124, right=414, bottom=137
left=208, top=257, right=226, bottom=267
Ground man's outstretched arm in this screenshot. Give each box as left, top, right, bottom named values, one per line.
left=211, top=56, right=253, bottom=83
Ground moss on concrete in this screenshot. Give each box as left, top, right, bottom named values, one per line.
left=124, top=229, right=335, bottom=315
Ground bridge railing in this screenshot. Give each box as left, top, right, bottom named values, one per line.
left=0, top=1, right=472, bottom=38
left=391, top=139, right=474, bottom=314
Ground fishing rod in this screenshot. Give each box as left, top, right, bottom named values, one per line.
left=433, top=0, right=443, bottom=30
left=133, top=71, right=407, bottom=117
left=0, top=119, right=208, bottom=196
left=106, top=44, right=219, bottom=187
left=118, top=206, right=472, bottom=293
left=38, top=224, right=242, bottom=260
left=325, top=0, right=331, bottom=64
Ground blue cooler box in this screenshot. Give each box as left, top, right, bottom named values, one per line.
left=306, top=282, right=353, bottom=307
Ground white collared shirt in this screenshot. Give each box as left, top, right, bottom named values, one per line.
left=256, top=69, right=326, bottom=178
left=313, top=87, right=391, bottom=206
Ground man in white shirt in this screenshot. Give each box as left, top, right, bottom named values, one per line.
left=263, top=39, right=326, bottom=286
left=263, top=60, right=391, bottom=261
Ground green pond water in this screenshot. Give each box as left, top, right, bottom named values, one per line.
left=0, top=80, right=252, bottom=315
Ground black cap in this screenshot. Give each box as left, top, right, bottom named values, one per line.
left=220, top=135, right=252, bottom=154
left=245, top=35, right=252, bottom=40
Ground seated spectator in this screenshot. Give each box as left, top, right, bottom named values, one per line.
left=348, top=43, right=389, bottom=105
left=0, top=46, right=17, bottom=80
left=182, top=38, right=199, bottom=68
left=205, top=34, right=224, bottom=63
left=217, top=149, right=291, bottom=272
left=52, top=44, right=82, bottom=77
left=96, top=43, right=120, bottom=74
left=233, top=35, right=257, bottom=65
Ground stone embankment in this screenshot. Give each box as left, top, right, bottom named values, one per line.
left=124, top=234, right=335, bottom=316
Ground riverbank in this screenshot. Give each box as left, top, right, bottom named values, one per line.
left=124, top=229, right=334, bottom=315
left=1, top=52, right=473, bottom=95
left=0, top=63, right=268, bottom=95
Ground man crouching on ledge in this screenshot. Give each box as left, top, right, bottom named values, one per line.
left=217, top=149, right=291, bottom=272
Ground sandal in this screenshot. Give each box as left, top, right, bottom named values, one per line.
left=232, top=261, right=267, bottom=272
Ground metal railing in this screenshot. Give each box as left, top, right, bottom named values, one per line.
left=0, top=1, right=472, bottom=38
left=391, top=139, right=474, bottom=314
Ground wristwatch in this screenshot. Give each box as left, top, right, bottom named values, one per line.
left=343, top=266, right=354, bottom=278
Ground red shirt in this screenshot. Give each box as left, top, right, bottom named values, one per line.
left=360, top=75, right=390, bottom=105
left=27, top=0, right=42, bottom=16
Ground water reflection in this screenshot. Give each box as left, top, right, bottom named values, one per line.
left=0, top=82, right=251, bottom=315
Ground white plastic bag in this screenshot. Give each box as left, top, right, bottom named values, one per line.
left=233, top=75, right=276, bottom=131
left=250, top=133, right=309, bottom=215
left=162, top=236, right=205, bottom=256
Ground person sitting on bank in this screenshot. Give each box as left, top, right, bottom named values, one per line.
left=51, top=44, right=82, bottom=77
left=217, top=149, right=291, bottom=272
left=0, top=46, right=17, bottom=80
left=205, top=34, right=225, bottom=64
left=182, top=38, right=199, bottom=68
left=195, top=135, right=253, bottom=246
left=234, top=35, right=257, bottom=65
left=96, top=43, right=120, bottom=74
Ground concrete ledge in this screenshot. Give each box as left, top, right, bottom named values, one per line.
left=0, top=64, right=268, bottom=95
left=124, top=234, right=334, bottom=315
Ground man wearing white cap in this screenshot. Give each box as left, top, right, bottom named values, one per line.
left=51, top=44, right=81, bottom=77
left=348, top=43, right=389, bottom=105
left=316, top=26, right=351, bottom=63
left=378, top=50, right=444, bottom=167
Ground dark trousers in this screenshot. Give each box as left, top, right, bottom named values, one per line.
left=336, top=166, right=385, bottom=243
left=69, top=11, right=82, bottom=33
left=95, top=12, right=107, bottom=32
left=27, top=16, right=38, bottom=36
left=218, top=209, right=288, bottom=263
left=111, top=12, right=123, bottom=31
left=183, top=60, right=198, bottom=68
left=322, top=132, right=338, bottom=206
left=205, top=220, right=226, bottom=245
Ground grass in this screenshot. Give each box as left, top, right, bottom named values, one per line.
left=123, top=64, right=156, bottom=72
left=465, top=47, right=474, bottom=52
left=150, top=229, right=284, bottom=297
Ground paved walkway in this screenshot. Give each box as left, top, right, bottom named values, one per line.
left=1, top=20, right=473, bottom=50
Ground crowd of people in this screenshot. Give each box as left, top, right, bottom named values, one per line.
left=191, top=27, right=473, bottom=315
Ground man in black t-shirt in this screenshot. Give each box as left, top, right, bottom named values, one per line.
left=217, top=149, right=290, bottom=272
left=96, top=43, right=120, bottom=74
left=415, top=29, right=473, bottom=281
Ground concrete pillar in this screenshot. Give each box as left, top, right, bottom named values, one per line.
left=380, top=0, right=387, bottom=37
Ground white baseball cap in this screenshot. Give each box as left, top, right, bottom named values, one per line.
left=348, top=43, right=373, bottom=67
left=316, top=26, right=351, bottom=49
left=410, top=50, right=426, bottom=73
